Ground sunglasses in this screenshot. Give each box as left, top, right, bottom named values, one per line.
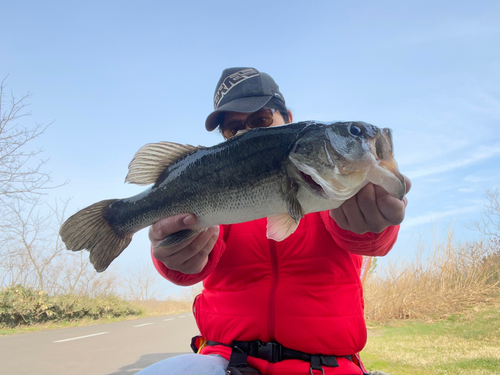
left=221, top=109, right=276, bottom=139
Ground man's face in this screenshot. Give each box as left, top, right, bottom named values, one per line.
left=221, top=109, right=290, bottom=139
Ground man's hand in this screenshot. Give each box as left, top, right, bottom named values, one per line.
left=149, top=214, right=219, bottom=274
left=330, top=176, right=411, bottom=234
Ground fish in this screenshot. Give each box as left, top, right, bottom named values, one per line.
left=59, top=121, right=406, bottom=272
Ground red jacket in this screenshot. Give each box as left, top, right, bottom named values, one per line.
left=153, top=211, right=399, bottom=374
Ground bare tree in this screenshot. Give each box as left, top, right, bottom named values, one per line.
left=0, top=77, right=119, bottom=297
left=122, top=261, right=162, bottom=301
left=0, top=76, right=54, bottom=205
left=0, top=76, right=56, bottom=290
left=469, top=186, right=500, bottom=248
left=475, top=187, right=500, bottom=240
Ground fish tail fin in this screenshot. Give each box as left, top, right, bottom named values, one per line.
left=59, top=199, right=132, bottom=272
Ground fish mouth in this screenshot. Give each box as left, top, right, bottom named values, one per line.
left=298, top=170, right=326, bottom=196
left=376, top=128, right=394, bottom=160
left=370, top=127, right=406, bottom=200
left=293, top=161, right=355, bottom=202
left=367, top=160, right=406, bottom=200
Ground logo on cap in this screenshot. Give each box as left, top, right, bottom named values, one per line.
left=214, top=68, right=259, bottom=109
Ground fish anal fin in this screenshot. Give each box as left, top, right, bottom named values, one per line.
left=125, top=142, right=204, bottom=185
left=155, top=228, right=203, bottom=248
left=267, top=213, right=300, bottom=242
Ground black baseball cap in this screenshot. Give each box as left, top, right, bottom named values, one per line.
left=205, top=67, right=287, bottom=131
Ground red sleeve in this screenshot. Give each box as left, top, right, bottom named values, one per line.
left=320, top=211, right=399, bottom=257
left=151, top=226, right=226, bottom=286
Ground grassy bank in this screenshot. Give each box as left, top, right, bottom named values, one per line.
left=0, top=285, right=194, bottom=335
left=0, top=285, right=143, bottom=328
left=360, top=230, right=500, bottom=373
left=364, top=234, right=500, bottom=322
left=361, top=301, right=500, bottom=374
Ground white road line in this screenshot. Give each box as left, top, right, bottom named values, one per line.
left=54, top=332, right=109, bottom=343
left=134, top=323, right=154, bottom=327
left=179, top=315, right=186, bottom=318
left=164, top=318, right=174, bottom=321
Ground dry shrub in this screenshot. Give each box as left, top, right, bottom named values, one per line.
left=364, top=232, right=500, bottom=322
left=130, top=282, right=203, bottom=316
left=132, top=298, right=193, bottom=316
left=0, top=285, right=142, bottom=327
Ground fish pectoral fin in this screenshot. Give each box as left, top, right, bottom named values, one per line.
left=286, top=180, right=304, bottom=222
left=125, top=142, right=205, bottom=185
left=267, top=214, right=300, bottom=242
left=155, top=228, right=203, bottom=248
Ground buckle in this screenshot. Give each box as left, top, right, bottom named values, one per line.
left=256, top=341, right=282, bottom=362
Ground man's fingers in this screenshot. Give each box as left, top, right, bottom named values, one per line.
left=149, top=213, right=197, bottom=244
left=176, top=226, right=220, bottom=274
left=339, top=194, right=364, bottom=227
left=330, top=206, right=349, bottom=229
left=154, top=226, right=219, bottom=274
left=357, top=184, right=390, bottom=232
left=403, top=175, right=412, bottom=195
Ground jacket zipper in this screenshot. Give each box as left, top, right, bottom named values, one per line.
left=268, top=240, right=279, bottom=341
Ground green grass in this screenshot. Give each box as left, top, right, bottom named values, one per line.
left=361, top=303, right=500, bottom=374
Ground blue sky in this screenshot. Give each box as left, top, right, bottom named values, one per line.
left=2, top=1, right=499, bottom=291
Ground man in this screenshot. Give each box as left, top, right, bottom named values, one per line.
left=138, top=68, right=410, bottom=375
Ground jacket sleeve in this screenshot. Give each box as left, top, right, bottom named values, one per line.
left=151, top=226, right=227, bottom=286
left=320, top=211, right=399, bottom=256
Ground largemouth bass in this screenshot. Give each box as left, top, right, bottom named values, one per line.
left=60, top=121, right=406, bottom=272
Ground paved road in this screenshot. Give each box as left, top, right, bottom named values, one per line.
left=0, top=313, right=199, bottom=375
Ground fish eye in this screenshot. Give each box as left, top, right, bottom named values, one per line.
left=349, top=125, right=363, bottom=136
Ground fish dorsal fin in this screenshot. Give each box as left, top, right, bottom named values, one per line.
left=267, top=213, right=300, bottom=242
left=125, top=142, right=204, bottom=185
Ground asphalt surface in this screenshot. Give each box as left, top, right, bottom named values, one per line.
left=0, top=313, right=199, bottom=375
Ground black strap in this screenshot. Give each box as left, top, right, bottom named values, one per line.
left=228, top=350, right=249, bottom=367
left=207, top=340, right=341, bottom=371
left=310, top=354, right=339, bottom=374
left=226, top=347, right=262, bottom=375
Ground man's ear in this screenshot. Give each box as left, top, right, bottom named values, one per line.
left=287, top=110, right=293, bottom=123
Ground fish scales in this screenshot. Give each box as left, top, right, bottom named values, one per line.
left=108, top=122, right=308, bottom=235
left=60, top=121, right=406, bottom=272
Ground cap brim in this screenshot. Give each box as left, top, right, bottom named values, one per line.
left=205, top=96, right=273, bottom=131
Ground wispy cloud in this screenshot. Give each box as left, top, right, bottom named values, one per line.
left=459, top=89, right=500, bottom=119
left=406, top=143, right=500, bottom=179
left=402, top=205, right=480, bottom=229
left=463, top=173, right=498, bottom=184
left=388, top=18, right=500, bottom=47
left=458, top=187, right=477, bottom=193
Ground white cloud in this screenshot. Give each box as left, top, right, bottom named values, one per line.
left=463, top=173, right=497, bottom=184
left=458, top=187, right=476, bottom=193
left=388, top=18, right=500, bottom=47
left=402, top=205, right=480, bottom=229
left=406, top=143, right=500, bottom=179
